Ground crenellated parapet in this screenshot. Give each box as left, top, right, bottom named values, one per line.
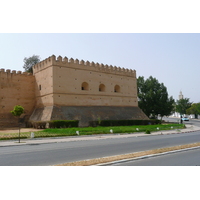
left=33, top=55, right=136, bottom=77
left=33, top=55, right=56, bottom=74
left=0, top=68, right=33, bottom=77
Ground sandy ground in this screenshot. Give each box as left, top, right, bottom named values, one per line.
left=0, top=128, right=44, bottom=133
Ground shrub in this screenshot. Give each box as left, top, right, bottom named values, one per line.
left=31, top=121, right=46, bottom=129
left=29, top=120, right=79, bottom=129
left=145, top=129, right=151, bottom=134
left=89, top=119, right=161, bottom=127
left=49, top=120, right=79, bottom=128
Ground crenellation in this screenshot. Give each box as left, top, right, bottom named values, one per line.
left=57, top=56, right=62, bottom=62
left=129, top=70, right=133, bottom=75
left=51, top=55, right=56, bottom=63
left=75, top=59, right=79, bottom=64
left=63, top=56, right=68, bottom=63
left=69, top=58, right=74, bottom=63
left=86, top=61, right=90, bottom=66
left=44, top=58, right=48, bottom=64
left=33, top=55, right=136, bottom=77
left=0, top=68, right=34, bottom=77
left=105, top=65, right=110, bottom=72
left=80, top=60, right=84, bottom=65
left=100, top=63, right=104, bottom=68
left=95, top=62, right=100, bottom=67
left=90, top=62, right=95, bottom=67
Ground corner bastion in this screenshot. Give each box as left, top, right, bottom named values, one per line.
left=29, top=55, right=148, bottom=126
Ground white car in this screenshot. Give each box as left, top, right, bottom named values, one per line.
left=181, top=117, right=189, bottom=121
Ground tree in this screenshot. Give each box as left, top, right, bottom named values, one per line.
left=11, top=105, right=24, bottom=117
left=11, top=105, right=24, bottom=143
left=23, top=55, right=40, bottom=73
left=176, top=98, right=192, bottom=115
left=137, top=76, right=175, bottom=120
left=186, top=103, right=200, bottom=118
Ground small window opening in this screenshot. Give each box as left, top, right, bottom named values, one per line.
left=99, top=84, right=105, bottom=92
left=114, top=85, right=120, bottom=93
left=81, top=82, right=89, bottom=91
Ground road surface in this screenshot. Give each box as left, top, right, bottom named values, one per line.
left=107, top=147, right=200, bottom=166
left=1, top=130, right=200, bottom=166
left=164, top=117, right=200, bottom=127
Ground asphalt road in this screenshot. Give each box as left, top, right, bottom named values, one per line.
left=164, top=117, right=200, bottom=127
left=1, top=130, right=200, bottom=166
left=108, top=147, right=200, bottom=166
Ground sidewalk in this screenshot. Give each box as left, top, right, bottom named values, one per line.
left=0, top=125, right=200, bottom=147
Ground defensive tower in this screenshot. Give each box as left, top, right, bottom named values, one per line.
left=29, top=55, right=148, bottom=126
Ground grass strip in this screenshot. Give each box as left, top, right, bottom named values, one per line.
left=55, top=142, right=200, bottom=166
left=42, top=124, right=184, bottom=135
left=0, top=124, right=185, bottom=140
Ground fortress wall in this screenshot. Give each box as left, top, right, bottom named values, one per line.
left=34, top=64, right=54, bottom=108
left=0, top=69, right=35, bottom=128
left=52, top=65, right=137, bottom=106
left=50, top=56, right=138, bottom=107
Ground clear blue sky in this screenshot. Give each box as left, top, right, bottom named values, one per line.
left=0, top=33, right=199, bottom=102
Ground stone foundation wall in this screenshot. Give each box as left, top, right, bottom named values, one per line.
left=30, top=106, right=149, bottom=127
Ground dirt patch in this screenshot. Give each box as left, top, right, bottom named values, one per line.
left=55, top=142, right=200, bottom=166
left=0, top=128, right=44, bottom=134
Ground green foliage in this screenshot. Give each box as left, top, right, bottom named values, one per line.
left=145, top=130, right=151, bottom=134
left=176, top=98, right=192, bottom=115
left=31, top=121, right=46, bottom=129
left=49, top=120, right=79, bottom=128
left=89, top=119, right=161, bottom=127
left=186, top=103, right=200, bottom=118
left=10, top=105, right=24, bottom=117
left=31, top=120, right=79, bottom=129
left=42, top=124, right=184, bottom=135
left=23, top=55, right=40, bottom=73
left=137, top=76, right=175, bottom=119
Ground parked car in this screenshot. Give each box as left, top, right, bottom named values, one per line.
left=181, top=117, right=189, bottom=121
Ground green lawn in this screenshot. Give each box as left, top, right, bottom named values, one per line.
left=41, top=123, right=185, bottom=136
left=0, top=124, right=185, bottom=140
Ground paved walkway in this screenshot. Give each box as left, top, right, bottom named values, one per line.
left=0, top=124, right=200, bottom=147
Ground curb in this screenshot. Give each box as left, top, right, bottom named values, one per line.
left=95, top=145, right=200, bottom=166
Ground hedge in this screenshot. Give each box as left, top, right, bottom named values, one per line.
left=89, top=119, right=161, bottom=127
left=49, top=120, right=79, bottom=128
left=30, top=120, right=79, bottom=129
